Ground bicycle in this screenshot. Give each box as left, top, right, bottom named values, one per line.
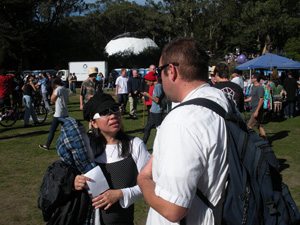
left=0, top=99, right=48, bottom=127
left=0, top=105, right=23, bottom=127
left=32, top=92, right=48, bottom=124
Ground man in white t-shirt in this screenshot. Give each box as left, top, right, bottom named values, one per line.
left=115, top=68, right=129, bottom=113
left=39, top=78, right=69, bottom=151
left=138, top=38, right=229, bottom=225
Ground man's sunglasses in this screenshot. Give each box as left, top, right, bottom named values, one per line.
left=93, top=106, right=120, bottom=119
left=156, top=63, right=179, bottom=76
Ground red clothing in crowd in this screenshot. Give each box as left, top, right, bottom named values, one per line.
left=145, top=85, right=154, bottom=106
left=0, top=74, right=14, bottom=98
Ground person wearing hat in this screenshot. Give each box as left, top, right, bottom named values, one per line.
left=208, top=65, right=216, bottom=86
left=74, top=92, right=150, bottom=225
left=231, top=69, right=244, bottom=90
left=141, top=71, right=163, bottom=144
left=80, top=67, right=102, bottom=111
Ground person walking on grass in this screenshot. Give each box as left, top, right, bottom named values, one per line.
left=245, top=72, right=267, bottom=140
left=39, top=78, right=68, bottom=150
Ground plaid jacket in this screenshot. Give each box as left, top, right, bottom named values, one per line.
left=56, top=117, right=96, bottom=174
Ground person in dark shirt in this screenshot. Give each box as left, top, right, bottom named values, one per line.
left=22, top=75, right=39, bottom=127
left=12, top=73, right=24, bottom=109
left=214, top=63, right=244, bottom=112
left=127, top=69, right=141, bottom=119
left=283, top=71, right=298, bottom=118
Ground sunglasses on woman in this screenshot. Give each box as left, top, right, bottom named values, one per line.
left=93, top=106, right=120, bottom=119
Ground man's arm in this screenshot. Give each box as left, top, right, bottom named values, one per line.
left=50, top=89, right=58, bottom=102
left=115, top=85, right=119, bottom=96
left=137, top=156, right=188, bottom=222
left=142, top=92, right=159, bottom=103
left=79, top=95, right=84, bottom=110
left=244, top=96, right=252, bottom=103
left=254, top=97, right=264, bottom=117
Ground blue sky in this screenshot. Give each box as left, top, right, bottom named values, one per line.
left=85, top=0, right=160, bottom=5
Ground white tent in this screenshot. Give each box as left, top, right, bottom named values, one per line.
left=105, top=33, right=158, bottom=56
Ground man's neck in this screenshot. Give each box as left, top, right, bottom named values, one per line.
left=177, top=80, right=207, bottom=102
left=218, top=78, right=229, bottom=82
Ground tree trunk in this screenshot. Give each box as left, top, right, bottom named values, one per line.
left=262, top=34, right=271, bottom=55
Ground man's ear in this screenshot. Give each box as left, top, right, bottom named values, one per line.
left=168, top=63, right=178, bottom=82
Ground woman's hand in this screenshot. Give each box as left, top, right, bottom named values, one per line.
left=74, top=174, right=93, bottom=191
left=92, top=189, right=123, bottom=210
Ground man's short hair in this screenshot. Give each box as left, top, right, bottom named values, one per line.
left=252, top=72, right=261, bottom=82
left=232, top=69, right=242, bottom=76
left=161, top=38, right=209, bottom=82
left=214, top=63, right=229, bottom=79
left=121, top=68, right=126, bottom=73
left=51, top=77, right=62, bottom=89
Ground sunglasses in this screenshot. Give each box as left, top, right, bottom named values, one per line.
left=156, top=63, right=179, bottom=76
left=93, top=106, right=120, bottom=119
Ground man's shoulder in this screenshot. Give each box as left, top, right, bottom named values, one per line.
left=82, top=78, right=89, bottom=83
left=155, top=83, right=162, bottom=88
left=219, top=81, right=243, bottom=91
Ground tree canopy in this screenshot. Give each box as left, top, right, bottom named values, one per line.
left=1, top=0, right=300, bottom=72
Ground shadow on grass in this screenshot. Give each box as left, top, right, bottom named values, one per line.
left=277, top=158, right=290, bottom=172
left=268, top=130, right=290, bottom=143
left=0, top=130, right=50, bottom=140
left=0, top=121, right=52, bottom=134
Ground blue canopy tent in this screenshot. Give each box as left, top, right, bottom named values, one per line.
left=235, top=53, right=300, bottom=70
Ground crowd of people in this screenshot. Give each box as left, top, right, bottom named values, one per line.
left=0, top=69, right=61, bottom=127
left=2, top=37, right=300, bottom=225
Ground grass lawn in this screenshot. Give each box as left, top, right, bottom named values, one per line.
left=0, top=89, right=299, bottom=225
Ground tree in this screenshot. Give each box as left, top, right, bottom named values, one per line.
left=239, top=0, right=300, bottom=55
left=284, top=37, right=300, bottom=61
left=0, top=0, right=86, bottom=70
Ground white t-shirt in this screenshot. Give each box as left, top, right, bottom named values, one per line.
left=94, top=137, right=151, bottom=208
left=231, top=76, right=244, bottom=90
left=146, top=84, right=229, bottom=225
left=54, top=86, right=69, bottom=117
left=115, top=76, right=128, bottom=94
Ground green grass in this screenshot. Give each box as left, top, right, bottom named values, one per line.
left=0, top=90, right=299, bottom=225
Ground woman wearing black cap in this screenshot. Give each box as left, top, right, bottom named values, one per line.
left=74, top=92, right=150, bottom=225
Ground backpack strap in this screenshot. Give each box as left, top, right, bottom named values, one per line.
left=172, top=98, right=226, bottom=119
left=174, top=98, right=228, bottom=225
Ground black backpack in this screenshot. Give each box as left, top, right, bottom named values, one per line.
left=176, top=98, right=300, bottom=225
